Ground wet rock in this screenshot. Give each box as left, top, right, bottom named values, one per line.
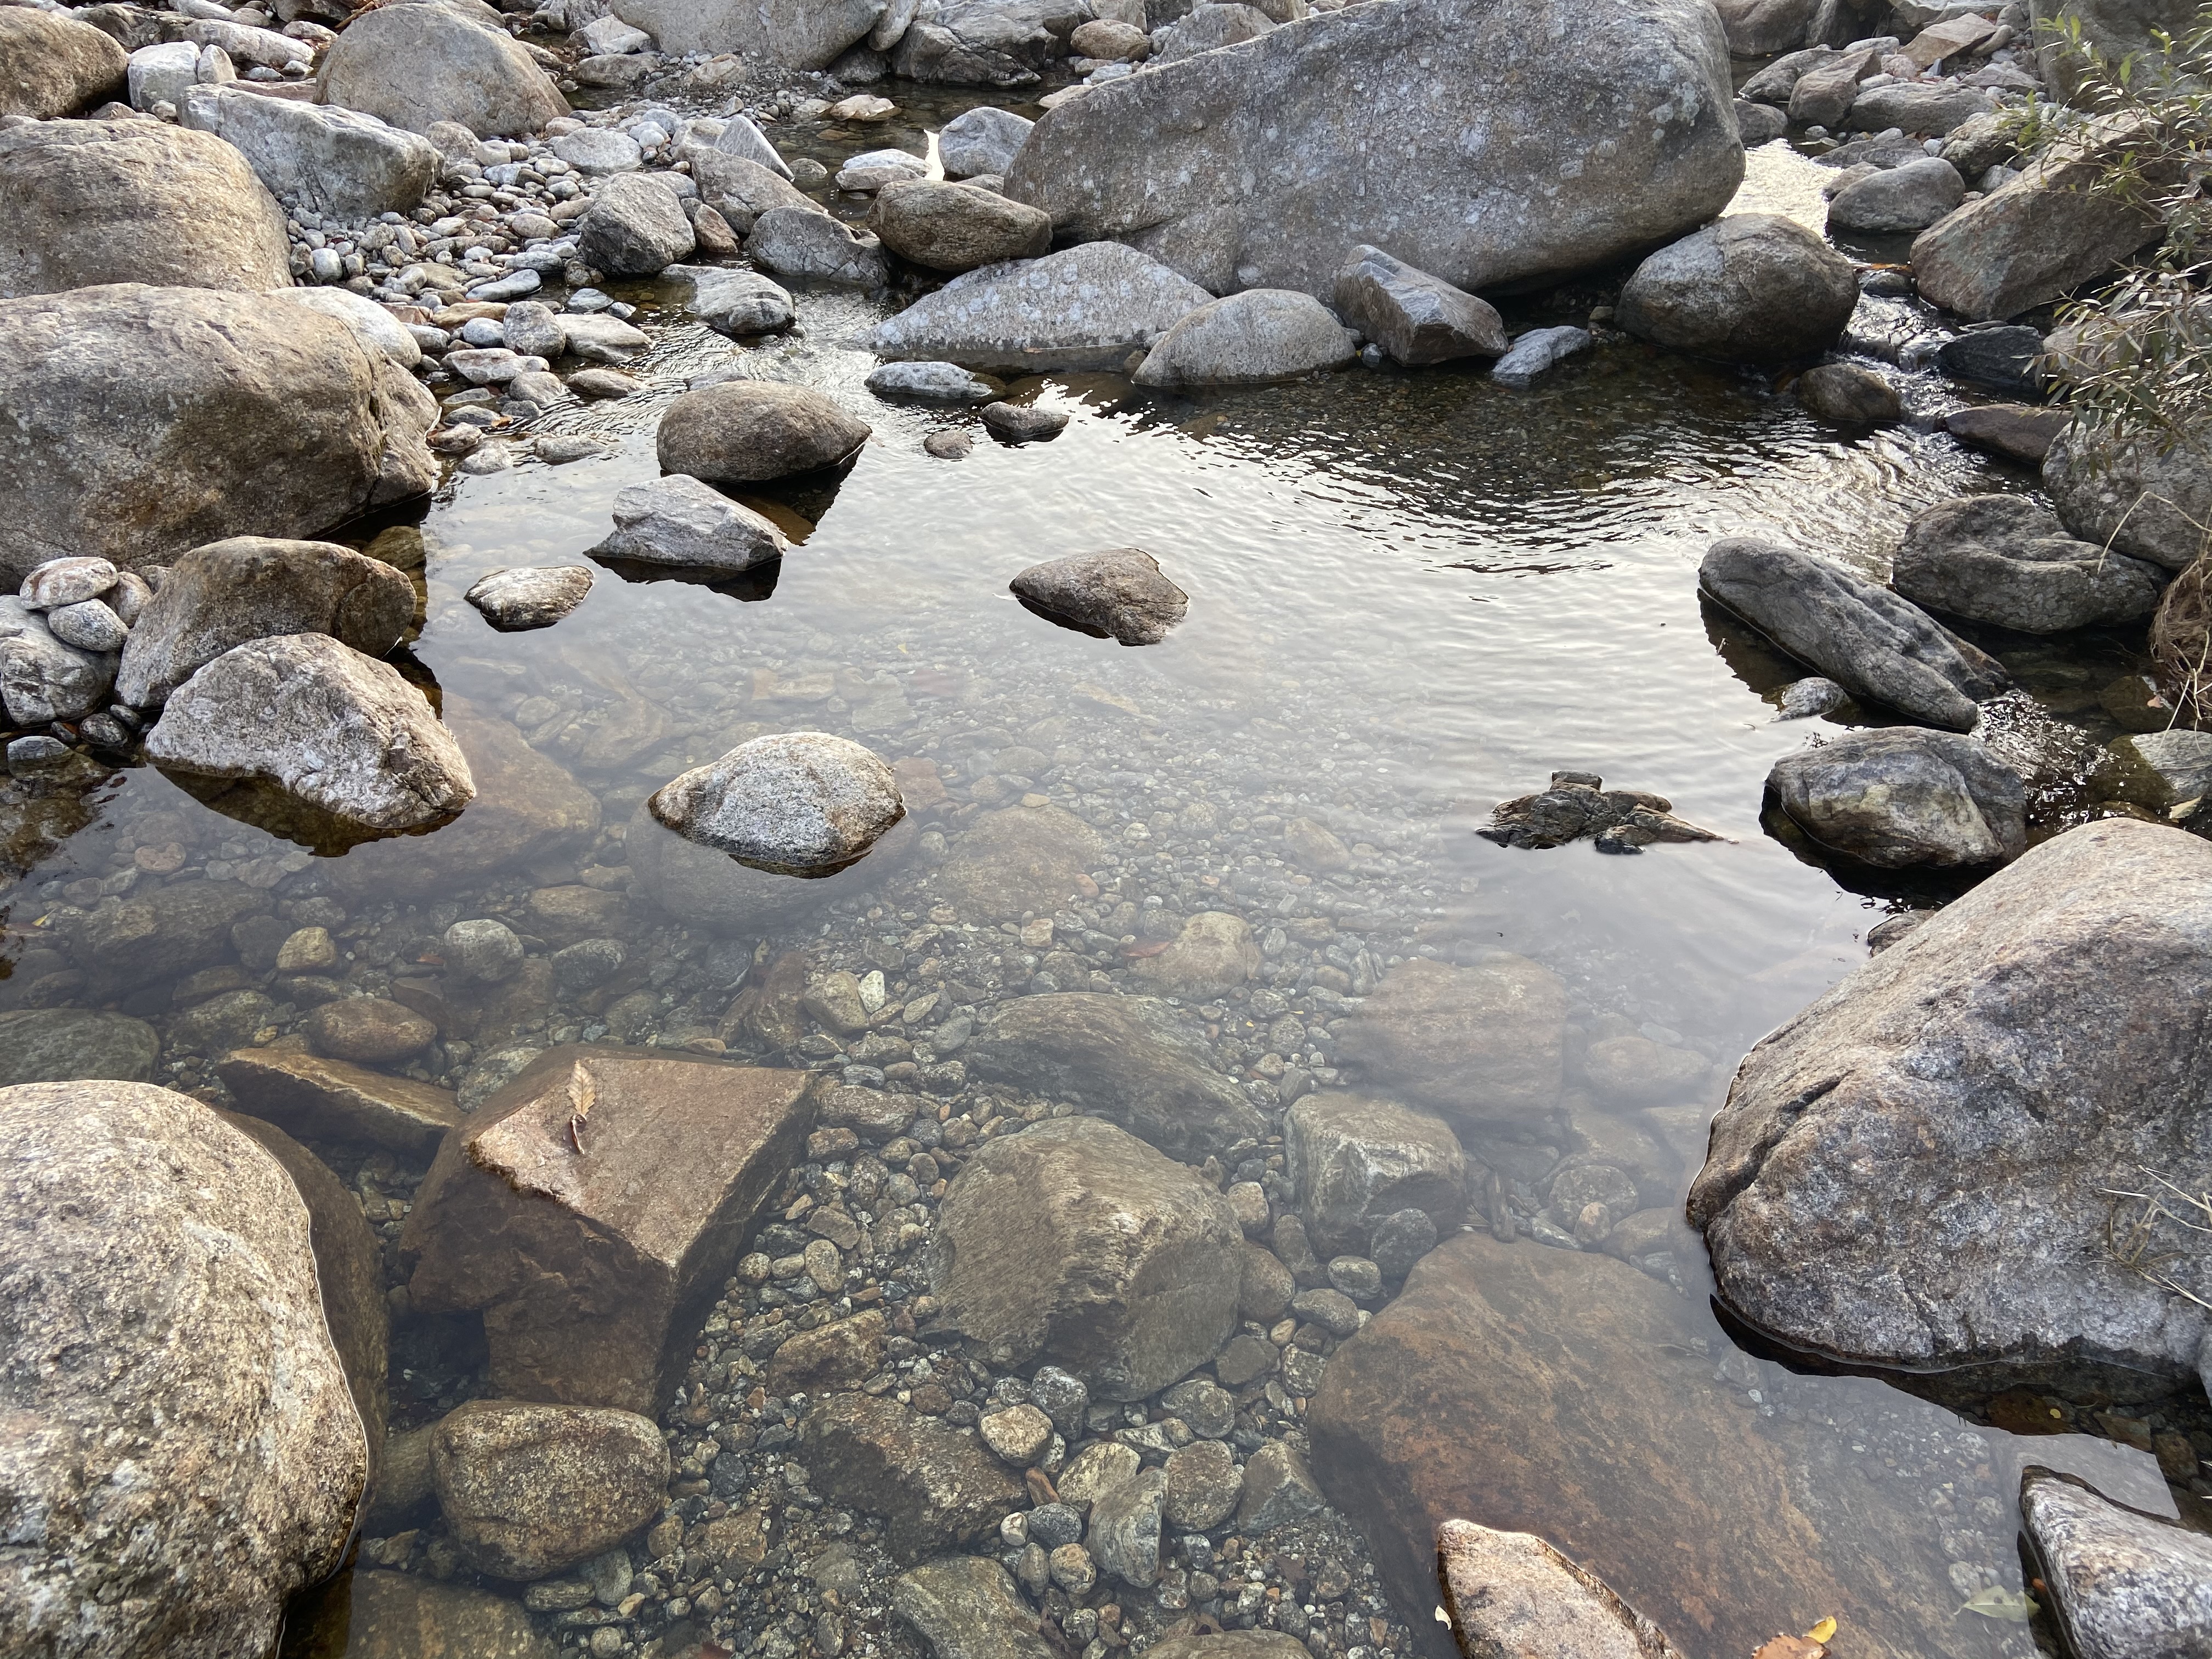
left=403, top=1047, right=813, bottom=1411
left=0, top=1007, right=157, bottom=1085
left=1287, top=1090, right=1468, bottom=1256
left=591, top=473, right=791, bottom=572
left=1334, top=244, right=1507, bottom=366
left=1491, top=325, right=1591, bottom=388
left=867, top=241, right=1212, bottom=372
left=674, top=264, right=795, bottom=336
left=1697, top=537, right=2008, bottom=730
left=934, top=802, right=1107, bottom=919
left=2097, top=730, right=2212, bottom=811
left=1133, top=289, right=1358, bottom=387
left=179, top=85, right=437, bottom=220
left=650, top=731, right=902, bottom=874
left=1478, top=774, right=1720, bottom=853
left=119, top=536, right=415, bottom=708
left=0, top=285, right=435, bottom=585
left=1010, top=548, right=1186, bottom=645
left=1769, top=726, right=2025, bottom=868
left=2044, top=420, right=2212, bottom=572
left=939, top=105, right=1034, bottom=177
left=1892, top=493, right=2165, bottom=633
left=0, top=120, right=291, bottom=299
left=892, top=1555, right=1058, bottom=1659
left=71, top=877, right=266, bottom=996
left=1796, top=362, right=1901, bottom=426
left=217, top=1048, right=462, bottom=1159
left=1237, top=1438, right=1324, bottom=1532
left=657, top=380, right=872, bottom=483
left=2020, top=1468, right=2212, bottom=1659
left=868, top=360, right=1000, bottom=402
left=1160, top=1438, right=1242, bottom=1530
left=871, top=178, right=1052, bottom=272
left=466, top=566, right=593, bottom=630
left=1059, top=1440, right=1142, bottom=1508
left=282, top=1571, right=554, bottom=1659
left=0, top=1082, right=365, bottom=1659
left=1618, top=215, right=1860, bottom=364
left=800, top=1393, right=1026, bottom=1561
left=1150, top=1635, right=1309, bottom=1659
left=1437, top=1518, right=1684, bottom=1659
left=979, top=1401, right=1054, bottom=1465
left=431, top=1398, right=668, bottom=1579
left=145, top=634, right=474, bottom=832
left=980, top=400, right=1069, bottom=443
left=687, top=150, right=821, bottom=233
left=303, top=995, right=438, bottom=1065
left=1089, top=1465, right=1167, bottom=1585
left=1337, top=957, right=1565, bottom=1135
left=1002, top=0, right=1740, bottom=301
left=1238, top=1242, right=1295, bottom=1324
left=1936, top=324, right=2044, bottom=396
left=1579, top=1035, right=1707, bottom=1107
left=627, top=800, right=915, bottom=932
left=746, top=205, right=892, bottom=286
left=1944, top=403, right=2068, bottom=464
left=930, top=1116, right=1242, bottom=1396
left=964, top=994, right=1266, bottom=1156
left=1689, top=820, right=2212, bottom=1389
left=1828, top=155, right=1965, bottom=233
left=315, top=1, right=569, bottom=137
left=577, top=172, right=696, bottom=276
left=0, top=8, right=126, bottom=119
left=1128, top=909, right=1259, bottom=996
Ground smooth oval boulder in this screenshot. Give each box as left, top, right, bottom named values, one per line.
left=577, top=171, right=696, bottom=276
left=431, top=1399, right=670, bottom=1579
left=1826, top=155, right=1964, bottom=234
left=0, top=1081, right=367, bottom=1659
left=1688, top=819, right=2212, bottom=1390
left=656, top=380, right=871, bottom=482
left=1618, top=214, right=1860, bottom=364
left=928, top=1116, right=1244, bottom=1399
left=317, top=2, right=569, bottom=136
left=0, top=284, right=436, bottom=585
left=627, top=799, right=917, bottom=932
left=1891, top=492, right=2166, bottom=633
left=0, top=7, right=127, bottom=118
left=1133, top=288, right=1357, bottom=387
left=1768, top=726, right=2026, bottom=868
left=0, top=1007, right=158, bottom=1085
left=649, top=731, right=904, bottom=873
left=869, top=178, right=1052, bottom=273
left=1333, top=244, right=1507, bottom=366
left=1010, top=547, right=1187, bottom=644
left=0, top=119, right=292, bottom=298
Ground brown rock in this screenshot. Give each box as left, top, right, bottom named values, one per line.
left=799, top=1392, right=1025, bottom=1562
left=525, top=883, right=630, bottom=945
left=1237, top=1240, right=1295, bottom=1323
left=430, top=1398, right=670, bottom=1579
left=401, top=1046, right=813, bottom=1412
left=0, top=9, right=126, bottom=119
left=1336, top=957, right=1565, bottom=1133
left=1944, top=403, right=2069, bottom=465
left=934, top=803, right=1107, bottom=922
left=766, top=1308, right=887, bottom=1395
left=217, top=1048, right=462, bottom=1160
left=303, top=996, right=437, bottom=1065
left=656, top=379, right=871, bottom=483
left=280, top=1570, right=554, bottom=1659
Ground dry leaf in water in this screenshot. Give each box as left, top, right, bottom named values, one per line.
left=1752, top=1638, right=1825, bottom=1659
left=566, top=1060, right=597, bottom=1155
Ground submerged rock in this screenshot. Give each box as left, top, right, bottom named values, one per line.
left=649, top=731, right=903, bottom=874
left=1768, top=726, right=2026, bottom=867
left=1892, top=493, right=2165, bottom=633
left=2021, top=1468, right=2212, bottom=1659
left=1796, top=361, right=1901, bottom=426
left=894, top=1557, right=1058, bottom=1659
left=217, top=1047, right=463, bottom=1160
left=802, top=1395, right=1027, bottom=1561
left=1491, top=325, right=1592, bottom=388
left=283, top=1572, right=554, bottom=1659
left=1688, top=819, right=2212, bottom=1390
left=1336, top=957, right=1565, bottom=1134
left=465, top=566, right=594, bottom=630
left=1617, top=214, right=1860, bottom=364
left=934, top=802, right=1108, bottom=919
left=1334, top=244, right=1508, bottom=366
left=0, top=1007, right=157, bottom=1085
left=627, top=801, right=917, bottom=932
left=1437, top=1519, right=1685, bottom=1659
left=673, top=264, right=795, bottom=336
left=431, top=1399, right=669, bottom=1579
left=1286, top=1090, right=1468, bottom=1257
left=1133, top=289, right=1358, bottom=386
left=591, top=473, right=790, bottom=572
left=656, top=380, right=872, bottom=482
left=1010, top=547, right=1188, bottom=644
left=1126, top=910, right=1260, bottom=997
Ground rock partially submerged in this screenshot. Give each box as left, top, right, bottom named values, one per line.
left=656, top=380, right=871, bottom=482
left=1479, top=771, right=1723, bottom=854
left=1134, top=289, right=1357, bottom=386
left=465, top=566, right=594, bottom=630
left=1892, top=493, right=2165, bottom=633
left=1010, top=548, right=1188, bottom=644
left=648, top=731, right=904, bottom=874
left=1618, top=215, right=1860, bottom=364
left=1334, top=244, right=1508, bottom=366
left=867, top=241, right=1212, bottom=371
left=2021, top=1468, right=2212, bottom=1659
left=1768, top=726, right=2027, bottom=868
left=1437, top=1519, right=1685, bottom=1659
left=591, top=474, right=791, bottom=573
left=672, top=264, right=795, bottom=336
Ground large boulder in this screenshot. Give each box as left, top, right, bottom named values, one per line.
left=1767, top=726, right=2027, bottom=868
left=1844, top=80, right=1991, bottom=134
left=119, top=535, right=416, bottom=708
left=0, top=1007, right=158, bottom=1085
left=316, top=2, right=569, bottom=136
left=145, top=634, right=475, bottom=832
left=1333, top=244, right=1506, bottom=366
left=1133, top=289, right=1357, bottom=386
left=576, top=171, right=696, bottom=276
left=1698, top=537, right=2008, bottom=730
left=1150, top=1, right=1273, bottom=60
left=744, top=205, right=891, bottom=286
left=0, top=7, right=127, bottom=118
left=181, top=84, right=438, bottom=219
left=656, top=379, right=872, bottom=482
left=893, top=0, right=1092, bottom=83
left=649, top=731, right=903, bottom=873
left=1891, top=492, right=2166, bottom=633
left=963, top=994, right=1266, bottom=1156
left=938, top=103, right=1032, bottom=177
left=431, top=1399, right=669, bottom=1578
left=800, top=1394, right=1027, bottom=1561
left=2032, top=0, right=2203, bottom=95
left=927, top=1116, right=1244, bottom=1398
left=0, top=120, right=292, bottom=299
left=1616, top=213, right=1860, bottom=364
left=1826, top=155, right=1964, bottom=234
left=933, top=802, right=1107, bottom=918
left=1002, top=0, right=1741, bottom=301
left=0, top=596, right=116, bottom=724
left=1335, top=957, right=1565, bottom=1136
left=0, top=1081, right=367, bottom=1659
left=870, top=179, right=1053, bottom=273
left=1286, top=1091, right=1468, bottom=1257
left=402, top=1047, right=814, bottom=1412
left=0, top=284, right=435, bottom=585
left=2044, top=421, right=2212, bottom=572
left=610, top=0, right=880, bottom=64
left=686, top=149, right=821, bottom=233
left=1687, top=819, right=2212, bottom=1390
left=2021, top=1468, right=2212, bottom=1659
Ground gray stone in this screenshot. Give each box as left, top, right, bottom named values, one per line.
left=431, top=1399, right=669, bottom=1579
left=657, top=380, right=871, bottom=482
left=1237, top=1440, right=1323, bottom=1532
left=980, top=400, right=1068, bottom=443
left=892, top=1556, right=1058, bottom=1659
left=465, top=566, right=594, bottom=630
left=938, top=104, right=1032, bottom=177
left=578, top=171, right=695, bottom=275
left=708, top=111, right=791, bottom=177
left=932, top=802, right=1106, bottom=920
left=867, top=360, right=999, bottom=402
left=273, top=286, right=424, bottom=369
left=2098, top=729, right=2212, bottom=811
left=1336, top=957, right=1565, bottom=1136
left=180, top=84, right=436, bottom=218
left=867, top=241, right=1211, bottom=371
left=1492, top=325, right=1591, bottom=387
left=610, top=0, right=881, bottom=64
left=0, top=8, right=126, bottom=119
left=1697, top=536, right=2008, bottom=730
left=1735, top=98, right=1788, bottom=143
left=1133, top=288, right=1356, bottom=386
left=444, top=917, right=525, bottom=983
left=1437, top=1518, right=1684, bottom=1659
left=1711, top=0, right=1819, bottom=52
left=1088, top=1466, right=1166, bottom=1586
left=1158, top=1377, right=1234, bottom=1438
left=1002, top=0, right=1741, bottom=302
left=1286, top=1090, right=1468, bottom=1257
left=649, top=731, right=902, bottom=874
left=927, top=1116, right=1243, bottom=1398
left=685, top=149, right=820, bottom=233
left=70, top=878, right=268, bottom=996
left=286, top=1572, right=556, bottom=1659
left=1368, top=1206, right=1438, bottom=1282
left=0, top=1008, right=158, bottom=1085
left=1846, top=79, right=1992, bottom=134
left=2021, top=1468, right=2212, bottom=1659
left=315, top=2, right=569, bottom=137
left=1010, top=547, right=1187, bottom=645
left=800, top=1393, right=1026, bottom=1561
left=1058, top=1440, right=1141, bottom=1509
left=552, top=127, right=642, bottom=174
left=1827, top=155, right=1963, bottom=233
left=870, top=178, right=1052, bottom=273
left=1150, top=1, right=1272, bottom=58
left=746, top=205, right=890, bottom=286
left=2045, top=420, right=2212, bottom=572
left=1618, top=214, right=1860, bottom=364
left=0, top=599, right=115, bottom=725
left=1688, top=819, right=2212, bottom=1389
left=1126, top=910, right=1257, bottom=996
left=1769, top=726, right=2027, bottom=868
left=672, top=264, right=794, bottom=335
left=892, top=0, right=1091, bottom=84
left=1795, top=361, right=1900, bottom=426
left=1936, top=324, right=2044, bottom=396
left=1334, top=244, right=1506, bottom=366
left=591, top=473, right=790, bottom=572
left=1893, top=493, right=2166, bottom=633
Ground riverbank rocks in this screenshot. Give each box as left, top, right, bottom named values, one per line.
left=317, top=1, right=569, bottom=136
left=675, top=264, right=795, bottom=335
left=1892, top=493, right=2165, bottom=633
left=1437, top=1520, right=1684, bottom=1659
left=1768, top=726, right=2026, bottom=868
left=1286, top=1091, right=1468, bottom=1256
left=894, top=1557, right=1059, bottom=1659
left=1698, top=537, right=2008, bottom=730
left=650, top=731, right=903, bottom=873
left=431, top=1399, right=669, bottom=1579
left=403, top=1047, right=813, bottom=1412
left=1617, top=215, right=1860, bottom=364
left=2044, top=422, right=2212, bottom=572
left=1002, top=0, right=1740, bottom=301
left=466, top=565, right=594, bottom=629
left=963, top=993, right=1266, bottom=1155
left=1689, top=819, right=2212, bottom=1390
left=1943, top=403, right=2067, bottom=464
left=657, top=380, right=872, bottom=482
left=870, top=179, right=1052, bottom=272
left=1336, top=957, right=1564, bottom=1135
left=614, top=0, right=879, bottom=63
left=0, top=8, right=127, bottom=118
left=2021, top=1468, right=2212, bottom=1659
left=938, top=103, right=1032, bottom=177
left=0, top=120, right=292, bottom=298
left=0, top=1082, right=366, bottom=1659
left=181, top=87, right=437, bottom=219
left=577, top=172, right=696, bottom=275
left=867, top=241, right=1212, bottom=372
left=1333, top=245, right=1507, bottom=366
left=592, top=474, right=791, bottom=572
left=145, top=635, right=475, bottom=832
left=928, top=1116, right=1244, bottom=1398
left=1827, top=155, right=1965, bottom=233
left=119, top=536, right=416, bottom=707
left=1010, top=548, right=1187, bottom=645
left=799, top=1393, right=1025, bottom=1561
left=0, top=1007, right=157, bottom=1085
left=0, top=284, right=436, bottom=584
left=933, top=801, right=1106, bottom=918
left=217, top=1047, right=463, bottom=1158
left=1134, top=289, right=1357, bottom=386
left=746, top=205, right=891, bottom=286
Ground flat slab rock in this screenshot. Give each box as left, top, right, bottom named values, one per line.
left=2021, top=1468, right=2212, bottom=1659
left=216, top=1046, right=463, bottom=1160
left=1010, top=548, right=1188, bottom=644
left=1438, top=1518, right=1685, bottom=1659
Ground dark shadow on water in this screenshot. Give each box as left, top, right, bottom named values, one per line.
left=1013, top=591, right=1116, bottom=642
left=591, top=554, right=784, bottom=602
left=157, top=769, right=462, bottom=859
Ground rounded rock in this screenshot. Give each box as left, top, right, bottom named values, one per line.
left=648, top=731, right=904, bottom=875
left=444, top=917, right=525, bottom=983
left=302, top=995, right=437, bottom=1064
left=1617, top=213, right=1860, bottom=364
left=656, top=380, right=872, bottom=483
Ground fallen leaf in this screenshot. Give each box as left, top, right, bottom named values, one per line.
left=1959, top=1587, right=2037, bottom=1622
left=566, top=1059, right=597, bottom=1155
left=1752, top=1637, right=1824, bottom=1659
left=1804, top=1618, right=1837, bottom=1644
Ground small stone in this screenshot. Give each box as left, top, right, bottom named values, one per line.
left=274, top=926, right=337, bottom=974
left=1290, top=1286, right=1361, bottom=1336
left=1049, top=1543, right=1097, bottom=1594
left=1158, top=1378, right=1234, bottom=1439
left=1369, top=1207, right=1439, bottom=1280
left=444, top=918, right=524, bottom=983
left=979, top=1403, right=1054, bottom=1466
left=980, top=402, right=1069, bottom=444
left=1327, top=1255, right=1383, bottom=1300
left=466, top=566, right=594, bottom=630
left=1237, top=1440, right=1324, bottom=1533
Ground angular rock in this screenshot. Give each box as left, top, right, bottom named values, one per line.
left=892, top=0, right=1090, bottom=83
left=0, top=120, right=291, bottom=299
left=2021, top=1467, right=2212, bottom=1659
left=1286, top=1090, right=1468, bottom=1257
left=577, top=171, right=695, bottom=275
left=403, top=1046, right=813, bottom=1411
left=870, top=178, right=1052, bottom=273
left=2044, top=421, right=2212, bottom=572
left=1334, top=244, right=1506, bottom=366
left=146, top=634, right=473, bottom=831
left=934, top=802, right=1108, bottom=919
left=1133, top=287, right=1356, bottom=386
left=1617, top=214, right=1860, bottom=364
left=1149, top=1635, right=1310, bottom=1659
left=1237, top=1437, right=1324, bottom=1531
left=315, top=2, right=569, bottom=137
left=1336, top=957, right=1564, bottom=1135
left=217, top=1047, right=462, bottom=1159
left=591, top=473, right=791, bottom=572
left=657, top=379, right=871, bottom=482
left=686, top=149, right=820, bottom=233
left=1712, top=0, right=1818, bottom=53
left=927, top=1115, right=1244, bottom=1396
left=1936, top=323, right=2044, bottom=396
left=1089, top=1466, right=1167, bottom=1585
left=1437, top=1519, right=1684, bottom=1659
left=938, top=103, right=1033, bottom=177
left=893, top=1555, right=1059, bottom=1659
left=181, top=84, right=437, bottom=218
left=650, top=731, right=903, bottom=873
left=867, top=241, right=1211, bottom=371
left=610, top=0, right=880, bottom=65
left=1846, top=80, right=1992, bottom=135
left=0, top=1007, right=157, bottom=1085
left=1127, top=909, right=1258, bottom=996
left=431, top=1398, right=669, bottom=1579
left=1010, top=547, right=1187, bottom=645
left=963, top=994, right=1265, bottom=1156
left=799, top=1393, right=1026, bottom=1561
left=1787, top=47, right=1877, bottom=126
left=1002, top=0, right=1741, bottom=301
left=745, top=205, right=891, bottom=286
left=1697, top=536, right=2008, bottom=730
left=1492, top=324, right=1590, bottom=388
left=1827, top=155, right=1964, bottom=233
left=1768, top=726, right=2025, bottom=867
left=673, top=263, right=794, bottom=335
left=1688, top=819, right=2212, bottom=1388
left=1892, top=492, right=2165, bottom=633
left=466, top=565, right=594, bottom=630
left=0, top=1082, right=365, bottom=1659
left=0, top=8, right=127, bottom=119
left=766, top=1308, right=886, bottom=1396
